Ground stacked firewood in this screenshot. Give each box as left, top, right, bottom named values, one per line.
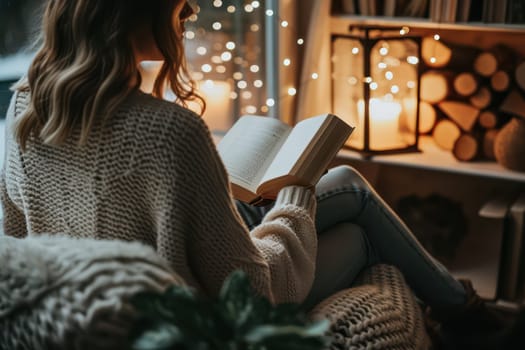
left=418, top=36, right=525, bottom=162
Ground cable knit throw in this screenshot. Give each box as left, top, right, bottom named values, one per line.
left=310, top=264, right=431, bottom=350
left=0, top=235, right=184, bottom=350
left=1, top=235, right=430, bottom=350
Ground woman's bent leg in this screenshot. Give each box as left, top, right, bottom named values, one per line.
left=303, top=222, right=370, bottom=309
left=315, top=165, right=466, bottom=307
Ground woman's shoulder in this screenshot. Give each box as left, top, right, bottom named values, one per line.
left=120, top=90, right=211, bottom=151
left=123, top=90, right=205, bottom=132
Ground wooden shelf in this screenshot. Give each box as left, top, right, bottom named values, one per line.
left=331, top=14, right=525, bottom=34
left=338, top=136, right=525, bottom=183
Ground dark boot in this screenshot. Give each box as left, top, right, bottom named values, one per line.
left=425, top=279, right=514, bottom=350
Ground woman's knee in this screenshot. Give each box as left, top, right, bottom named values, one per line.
left=317, top=165, right=370, bottom=193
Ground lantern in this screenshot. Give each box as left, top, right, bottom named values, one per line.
left=332, top=25, right=421, bottom=156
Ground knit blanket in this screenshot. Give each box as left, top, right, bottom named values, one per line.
left=310, top=264, right=431, bottom=350
left=0, top=234, right=183, bottom=350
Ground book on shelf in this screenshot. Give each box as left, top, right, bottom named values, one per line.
left=493, top=0, right=508, bottom=22
left=217, top=114, right=354, bottom=205
left=456, top=0, right=471, bottom=22
left=442, top=0, right=458, bottom=22
left=341, top=0, right=356, bottom=14
left=482, top=0, right=495, bottom=22
left=507, top=0, right=525, bottom=24
left=482, top=0, right=510, bottom=23
left=502, top=193, right=525, bottom=301
left=430, top=0, right=443, bottom=22
left=384, top=0, right=396, bottom=17
left=358, top=0, right=371, bottom=15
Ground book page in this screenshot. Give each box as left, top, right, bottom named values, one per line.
left=259, top=115, right=328, bottom=187
left=217, top=116, right=291, bottom=193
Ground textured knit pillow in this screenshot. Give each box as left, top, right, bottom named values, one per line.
left=0, top=234, right=184, bottom=350
left=309, top=264, right=431, bottom=350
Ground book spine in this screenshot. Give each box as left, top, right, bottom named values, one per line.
left=502, top=193, right=525, bottom=301
left=358, top=0, right=369, bottom=15
left=384, top=0, right=396, bottom=17
left=442, top=0, right=458, bottom=22
left=369, top=0, right=377, bottom=15
left=493, top=0, right=508, bottom=22
left=482, top=0, right=494, bottom=22
left=457, top=0, right=472, bottom=22
left=430, top=0, right=443, bottom=22
left=506, top=0, right=525, bottom=24
left=342, top=0, right=356, bottom=14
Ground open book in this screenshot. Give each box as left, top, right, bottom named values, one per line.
left=217, top=114, right=354, bottom=205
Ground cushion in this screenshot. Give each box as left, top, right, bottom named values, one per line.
left=309, top=264, right=431, bottom=350
left=0, top=234, right=183, bottom=350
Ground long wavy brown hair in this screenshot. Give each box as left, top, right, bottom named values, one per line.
left=14, top=0, right=203, bottom=149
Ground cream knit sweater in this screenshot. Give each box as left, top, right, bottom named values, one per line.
left=0, top=89, right=317, bottom=304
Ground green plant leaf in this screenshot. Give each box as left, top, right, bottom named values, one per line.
left=217, top=270, right=273, bottom=333
left=132, top=322, right=184, bottom=350
left=244, top=319, right=330, bottom=343
left=132, top=271, right=330, bottom=350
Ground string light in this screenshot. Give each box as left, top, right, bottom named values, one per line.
left=196, top=46, right=207, bottom=55
left=237, top=80, right=248, bottom=89
left=185, top=4, right=324, bottom=117
left=434, top=34, right=440, bottom=41
left=407, top=56, right=419, bottom=64
left=246, top=105, right=257, bottom=113
left=220, top=51, right=232, bottom=61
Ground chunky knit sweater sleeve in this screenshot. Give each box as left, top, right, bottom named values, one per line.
left=154, top=111, right=317, bottom=304
left=0, top=92, right=27, bottom=238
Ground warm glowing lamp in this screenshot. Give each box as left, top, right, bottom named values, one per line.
left=332, top=26, right=421, bottom=156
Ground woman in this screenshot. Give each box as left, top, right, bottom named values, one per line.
left=0, top=0, right=507, bottom=345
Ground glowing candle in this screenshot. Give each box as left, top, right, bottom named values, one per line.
left=194, top=80, right=233, bottom=132
left=358, top=98, right=402, bottom=149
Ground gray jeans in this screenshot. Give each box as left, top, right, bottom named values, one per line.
left=236, top=165, right=467, bottom=308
